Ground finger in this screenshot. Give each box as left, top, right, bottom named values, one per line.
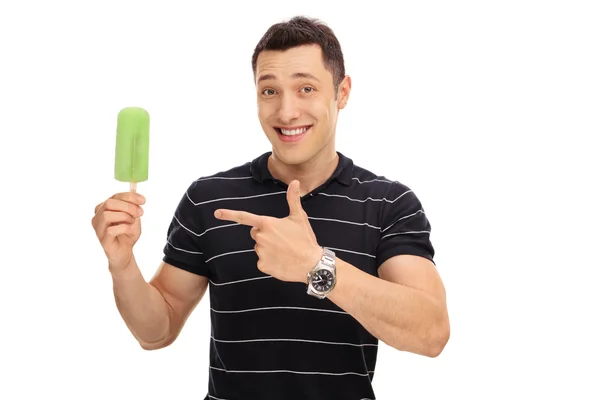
left=95, top=192, right=145, bottom=214
left=96, top=210, right=136, bottom=232
left=250, top=227, right=259, bottom=241
left=286, top=180, right=304, bottom=217
left=257, top=259, right=265, bottom=273
left=214, top=209, right=264, bottom=228
left=100, top=198, right=144, bottom=219
left=111, top=192, right=146, bottom=205
left=94, top=201, right=104, bottom=214
left=254, top=243, right=263, bottom=259
left=103, top=223, right=134, bottom=242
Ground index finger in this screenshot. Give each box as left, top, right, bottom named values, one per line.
left=214, top=209, right=264, bottom=228
left=112, top=192, right=146, bottom=205
left=95, top=192, right=145, bottom=214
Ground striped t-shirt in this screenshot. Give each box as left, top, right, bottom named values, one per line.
left=162, top=151, right=435, bottom=400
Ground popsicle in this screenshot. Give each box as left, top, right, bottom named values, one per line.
left=114, top=107, right=150, bottom=193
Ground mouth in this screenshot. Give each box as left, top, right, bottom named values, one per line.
left=274, top=125, right=312, bottom=143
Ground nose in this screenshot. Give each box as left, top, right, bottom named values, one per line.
left=277, top=92, right=301, bottom=124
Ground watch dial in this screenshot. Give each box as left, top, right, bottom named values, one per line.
left=311, top=269, right=333, bottom=292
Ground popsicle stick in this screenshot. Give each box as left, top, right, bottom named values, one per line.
left=130, top=182, right=137, bottom=193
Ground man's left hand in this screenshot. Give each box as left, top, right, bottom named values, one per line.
left=214, top=180, right=322, bottom=283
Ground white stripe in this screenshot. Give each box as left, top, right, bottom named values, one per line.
left=381, top=210, right=425, bottom=233
left=211, top=306, right=348, bottom=315
left=352, top=177, right=392, bottom=184
left=210, top=366, right=373, bottom=376
left=308, top=216, right=380, bottom=230
left=173, top=214, right=239, bottom=237
left=210, top=276, right=272, bottom=286
left=318, top=189, right=412, bottom=204
left=326, top=247, right=376, bottom=259
left=205, top=249, right=255, bottom=263
left=201, top=215, right=380, bottom=232
left=166, top=239, right=203, bottom=255
left=205, top=246, right=375, bottom=263
left=381, top=230, right=430, bottom=240
left=196, top=176, right=253, bottom=182
left=211, top=336, right=377, bottom=347
left=208, top=396, right=228, bottom=400
left=186, top=190, right=286, bottom=206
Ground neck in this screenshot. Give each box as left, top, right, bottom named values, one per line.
left=268, top=147, right=339, bottom=196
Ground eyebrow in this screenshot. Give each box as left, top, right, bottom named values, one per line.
left=257, top=72, right=321, bottom=83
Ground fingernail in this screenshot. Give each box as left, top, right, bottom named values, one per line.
left=138, top=194, right=146, bottom=203
left=214, top=210, right=222, bottom=218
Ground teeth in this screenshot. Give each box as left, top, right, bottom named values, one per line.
left=280, top=127, right=308, bottom=136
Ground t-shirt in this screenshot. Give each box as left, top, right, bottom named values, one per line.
left=162, top=151, right=435, bottom=400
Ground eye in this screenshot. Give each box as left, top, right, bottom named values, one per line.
left=301, top=87, right=314, bottom=94
left=261, top=88, right=276, bottom=96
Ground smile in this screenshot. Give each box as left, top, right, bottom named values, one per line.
left=275, top=125, right=311, bottom=136
left=275, top=125, right=312, bottom=143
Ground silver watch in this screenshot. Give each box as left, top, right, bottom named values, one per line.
left=306, top=248, right=336, bottom=299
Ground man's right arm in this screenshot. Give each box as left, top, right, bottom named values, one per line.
left=111, top=258, right=208, bottom=350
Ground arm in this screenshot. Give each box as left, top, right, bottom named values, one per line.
left=327, top=182, right=449, bottom=357
left=328, top=254, right=449, bottom=357
left=111, top=258, right=208, bottom=350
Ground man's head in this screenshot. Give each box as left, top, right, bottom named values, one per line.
left=251, top=16, right=351, bottom=166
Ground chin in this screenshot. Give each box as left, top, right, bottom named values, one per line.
left=271, top=146, right=314, bottom=166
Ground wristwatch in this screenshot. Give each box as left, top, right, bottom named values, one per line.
left=306, top=248, right=337, bottom=299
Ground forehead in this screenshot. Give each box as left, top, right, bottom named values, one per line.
left=255, top=44, right=331, bottom=83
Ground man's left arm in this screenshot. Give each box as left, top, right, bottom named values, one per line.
left=327, top=182, right=449, bottom=358
left=327, top=254, right=450, bottom=357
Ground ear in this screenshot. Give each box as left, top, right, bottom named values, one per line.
left=337, top=75, right=352, bottom=110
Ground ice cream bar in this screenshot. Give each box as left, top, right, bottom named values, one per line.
left=114, top=107, right=150, bottom=192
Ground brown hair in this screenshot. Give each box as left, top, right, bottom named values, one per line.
left=251, top=16, right=346, bottom=93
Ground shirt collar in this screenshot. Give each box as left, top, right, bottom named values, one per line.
left=250, top=151, right=353, bottom=186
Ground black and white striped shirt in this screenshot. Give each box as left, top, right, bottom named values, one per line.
left=162, top=151, right=435, bottom=400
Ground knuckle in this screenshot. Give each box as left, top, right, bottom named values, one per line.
left=98, top=212, right=108, bottom=223
left=111, top=192, right=127, bottom=200
left=104, top=199, right=117, bottom=209
left=129, top=205, right=138, bottom=217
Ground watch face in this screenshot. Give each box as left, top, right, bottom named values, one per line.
left=311, top=269, right=334, bottom=292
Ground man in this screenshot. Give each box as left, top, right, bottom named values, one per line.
left=92, top=16, right=450, bottom=400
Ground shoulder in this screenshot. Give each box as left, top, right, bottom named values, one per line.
left=348, top=161, right=414, bottom=201
left=184, top=158, right=258, bottom=205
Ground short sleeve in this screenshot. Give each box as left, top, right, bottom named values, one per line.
left=162, top=181, right=211, bottom=277
left=376, top=183, right=435, bottom=268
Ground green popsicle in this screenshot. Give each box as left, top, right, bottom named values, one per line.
left=114, top=107, right=150, bottom=192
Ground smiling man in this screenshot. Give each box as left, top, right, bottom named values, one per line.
left=92, top=15, right=450, bottom=400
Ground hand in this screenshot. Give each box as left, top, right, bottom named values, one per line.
left=91, top=192, right=146, bottom=271
left=214, top=180, right=322, bottom=283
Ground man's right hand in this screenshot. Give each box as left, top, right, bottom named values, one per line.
left=92, top=192, right=146, bottom=271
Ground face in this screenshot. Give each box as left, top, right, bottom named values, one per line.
left=255, top=44, right=351, bottom=166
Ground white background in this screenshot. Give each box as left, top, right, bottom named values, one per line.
left=1, top=0, right=599, bottom=399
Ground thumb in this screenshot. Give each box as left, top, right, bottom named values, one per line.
left=287, top=180, right=304, bottom=217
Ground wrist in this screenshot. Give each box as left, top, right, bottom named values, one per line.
left=302, top=245, right=323, bottom=282
left=109, top=256, right=138, bottom=281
